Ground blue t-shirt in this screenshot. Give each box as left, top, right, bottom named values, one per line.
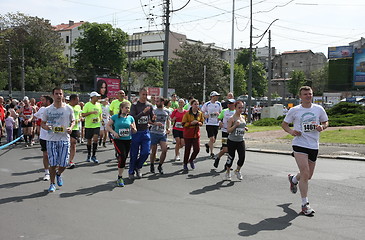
left=111, top=114, right=135, bottom=140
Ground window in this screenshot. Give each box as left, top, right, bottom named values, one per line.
left=66, top=36, right=69, bottom=44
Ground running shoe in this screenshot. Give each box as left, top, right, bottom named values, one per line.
left=91, top=156, right=99, bottom=164
left=43, top=173, right=50, bottom=181
left=172, top=139, right=176, bottom=144
left=213, top=157, right=220, bottom=168
left=190, top=161, right=195, bottom=169
left=288, top=174, right=298, bottom=194
left=56, top=174, right=63, bottom=186
left=175, top=156, right=181, bottom=162
left=48, top=184, right=56, bottom=192
left=150, top=164, right=155, bottom=173
left=183, top=164, right=188, bottom=171
left=234, top=170, right=243, bottom=180
left=205, top=143, right=209, bottom=153
left=135, top=169, right=142, bottom=179
left=117, top=178, right=125, bottom=187
left=143, top=161, right=148, bottom=166
left=158, top=165, right=164, bottom=174
left=129, top=174, right=135, bottom=180
left=67, top=162, right=76, bottom=169
left=224, top=171, right=232, bottom=181
left=302, top=203, right=315, bottom=216
left=86, top=155, right=91, bottom=162
left=210, top=153, right=215, bottom=159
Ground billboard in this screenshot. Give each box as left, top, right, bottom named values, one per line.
left=96, top=77, right=121, bottom=98
left=353, top=48, right=365, bottom=87
left=328, top=46, right=353, bottom=59
left=146, top=87, right=175, bottom=97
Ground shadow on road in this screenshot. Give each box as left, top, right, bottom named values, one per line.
left=0, top=190, right=48, bottom=205
left=190, top=180, right=235, bottom=195
left=12, top=169, right=44, bottom=176
left=59, top=181, right=116, bottom=198
left=0, top=178, right=42, bottom=189
left=238, top=203, right=298, bottom=237
left=146, top=169, right=184, bottom=180
left=187, top=169, right=221, bottom=179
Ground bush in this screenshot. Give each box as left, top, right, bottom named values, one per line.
left=253, top=118, right=282, bottom=126
left=329, top=114, right=365, bottom=127
left=327, top=102, right=365, bottom=116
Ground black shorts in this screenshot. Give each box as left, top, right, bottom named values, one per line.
left=206, top=125, right=219, bottom=138
left=85, top=127, right=100, bottom=139
left=70, top=130, right=80, bottom=140
left=173, top=129, right=184, bottom=138
left=21, top=121, right=33, bottom=128
left=221, top=131, right=229, bottom=148
left=40, top=139, right=47, bottom=152
left=292, top=145, right=319, bottom=162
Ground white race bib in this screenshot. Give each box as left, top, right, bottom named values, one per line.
left=302, top=121, right=317, bottom=132
left=119, top=128, right=131, bottom=137
left=138, top=116, right=148, bottom=125
left=235, top=128, right=245, bottom=136
left=175, top=122, right=183, bottom=128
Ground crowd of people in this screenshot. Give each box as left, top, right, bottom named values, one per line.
left=0, top=85, right=328, bottom=216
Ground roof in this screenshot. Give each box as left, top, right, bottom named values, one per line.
left=282, top=50, right=313, bottom=55
left=53, top=21, right=85, bottom=31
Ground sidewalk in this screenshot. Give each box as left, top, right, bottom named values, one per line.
left=244, top=126, right=365, bottom=161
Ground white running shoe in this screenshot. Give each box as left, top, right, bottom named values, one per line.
left=234, top=170, right=243, bottom=180
left=302, top=203, right=315, bottom=216
left=43, top=174, right=50, bottom=181
left=175, top=156, right=181, bottom=161
left=224, top=171, right=232, bottom=181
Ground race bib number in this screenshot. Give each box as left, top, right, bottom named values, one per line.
left=155, top=123, right=165, bottom=132
left=53, top=126, right=65, bottom=133
left=302, top=122, right=317, bottom=132
left=210, top=113, right=218, bottom=118
left=235, top=128, right=245, bottom=136
left=119, top=128, right=131, bottom=137
left=175, top=122, right=183, bottom=128
left=138, top=116, right=148, bottom=125
left=25, top=115, right=32, bottom=119
left=92, top=117, right=99, bottom=123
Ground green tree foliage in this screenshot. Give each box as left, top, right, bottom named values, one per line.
left=222, top=62, right=246, bottom=97
left=132, top=58, right=163, bottom=87
left=73, top=22, right=128, bottom=88
left=0, top=12, right=68, bottom=91
left=235, top=49, right=267, bottom=97
left=170, top=43, right=228, bottom=100
left=287, top=70, right=307, bottom=98
left=311, top=64, right=328, bottom=95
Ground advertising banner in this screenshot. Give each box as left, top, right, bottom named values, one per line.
left=96, top=77, right=121, bottom=98
left=328, top=46, right=353, bottom=59
left=353, top=48, right=365, bottom=87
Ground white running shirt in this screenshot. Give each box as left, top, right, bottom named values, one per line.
left=201, top=101, right=222, bottom=126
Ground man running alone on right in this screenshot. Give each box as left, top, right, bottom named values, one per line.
left=282, top=86, right=328, bottom=216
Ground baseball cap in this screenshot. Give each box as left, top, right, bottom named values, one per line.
left=210, top=91, right=220, bottom=97
left=23, top=96, right=29, bottom=101
left=227, top=99, right=236, bottom=104
left=89, top=91, right=101, bottom=97
left=65, top=96, right=70, bottom=101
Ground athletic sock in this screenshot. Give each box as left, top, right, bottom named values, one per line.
left=92, top=143, right=98, bottom=156
left=302, top=197, right=309, bottom=206
left=292, top=175, right=298, bottom=184
left=87, top=144, right=91, bottom=156
left=118, top=175, right=123, bottom=179
left=45, top=169, right=50, bottom=174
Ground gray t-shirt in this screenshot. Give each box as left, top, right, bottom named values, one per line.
left=130, top=101, right=154, bottom=131
left=41, top=103, right=74, bottom=141
left=150, top=108, right=170, bottom=135
left=228, top=119, right=246, bottom=142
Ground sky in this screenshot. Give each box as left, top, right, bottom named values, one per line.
left=1, top=0, right=364, bottom=56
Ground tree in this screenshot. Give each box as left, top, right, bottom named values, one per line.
left=223, top=62, right=246, bottom=97
left=0, top=12, right=68, bottom=91
left=287, top=70, right=307, bottom=98
left=235, top=49, right=267, bottom=97
left=73, top=22, right=128, bottom=89
left=131, top=58, right=163, bottom=87
left=311, top=64, right=328, bottom=95
left=170, top=42, right=228, bottom=100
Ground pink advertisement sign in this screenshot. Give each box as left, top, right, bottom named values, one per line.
left=96, top=77, right=121, bottom=98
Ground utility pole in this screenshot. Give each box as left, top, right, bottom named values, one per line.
left=203, top=65, right=206, bottom=103
left=267, top=30, right=272, bottom=106
left=162, top=0, right=170, bottom=98
left=128, top=53, right=132, bottom=101
left=21, top=48, right=25, bottom=98
left=229, top=0, right=235, bottom=93
left=247, top=0, right=253, bottom=123
left=6, top=39, right=12, bottom=98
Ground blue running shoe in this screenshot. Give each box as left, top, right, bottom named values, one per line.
left=117, top=178, right=125, bottom=187
left=190, top=161, right=195, bottom=169
left=48, top=183, right=56, bottom=192
left=56, top=174, right=63, bottom=186
left=86, top=155, right=91, bottom=162
left=91, top=156, right=99, bottom=164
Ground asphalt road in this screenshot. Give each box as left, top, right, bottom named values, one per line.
left=1, top=138, right=365, bottom=240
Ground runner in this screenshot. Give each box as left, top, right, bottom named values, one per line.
left=170, top=99, right=188, bottom=161
left=19, top=97, right=35, bottom=147
left=214, top=98, right=236, bottom=168
left=201, top=91, right=222, bottom=158
left=149, top=96, right=171, bottom=174
left=224, top=101, right=248, bottom=181
left=282, top=86, right=328, bottom=216
left=34, top=95, right=53, bottom=180
left=182, top=99, right=204, bottom=171
left=106, top=101, right=136, bottom=187
left=129, top=88, right=154, bottom=179
left=170, top=93, right=179, bottom=109
left=41, top=88, right=75, bottom=192
left=109, top=90, right=131, bottom=115
left=99, top=98, right=110, bottom=148
left=67, top=94, right=81, bottom=169
left=81, top=92, right=102, bottom=164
